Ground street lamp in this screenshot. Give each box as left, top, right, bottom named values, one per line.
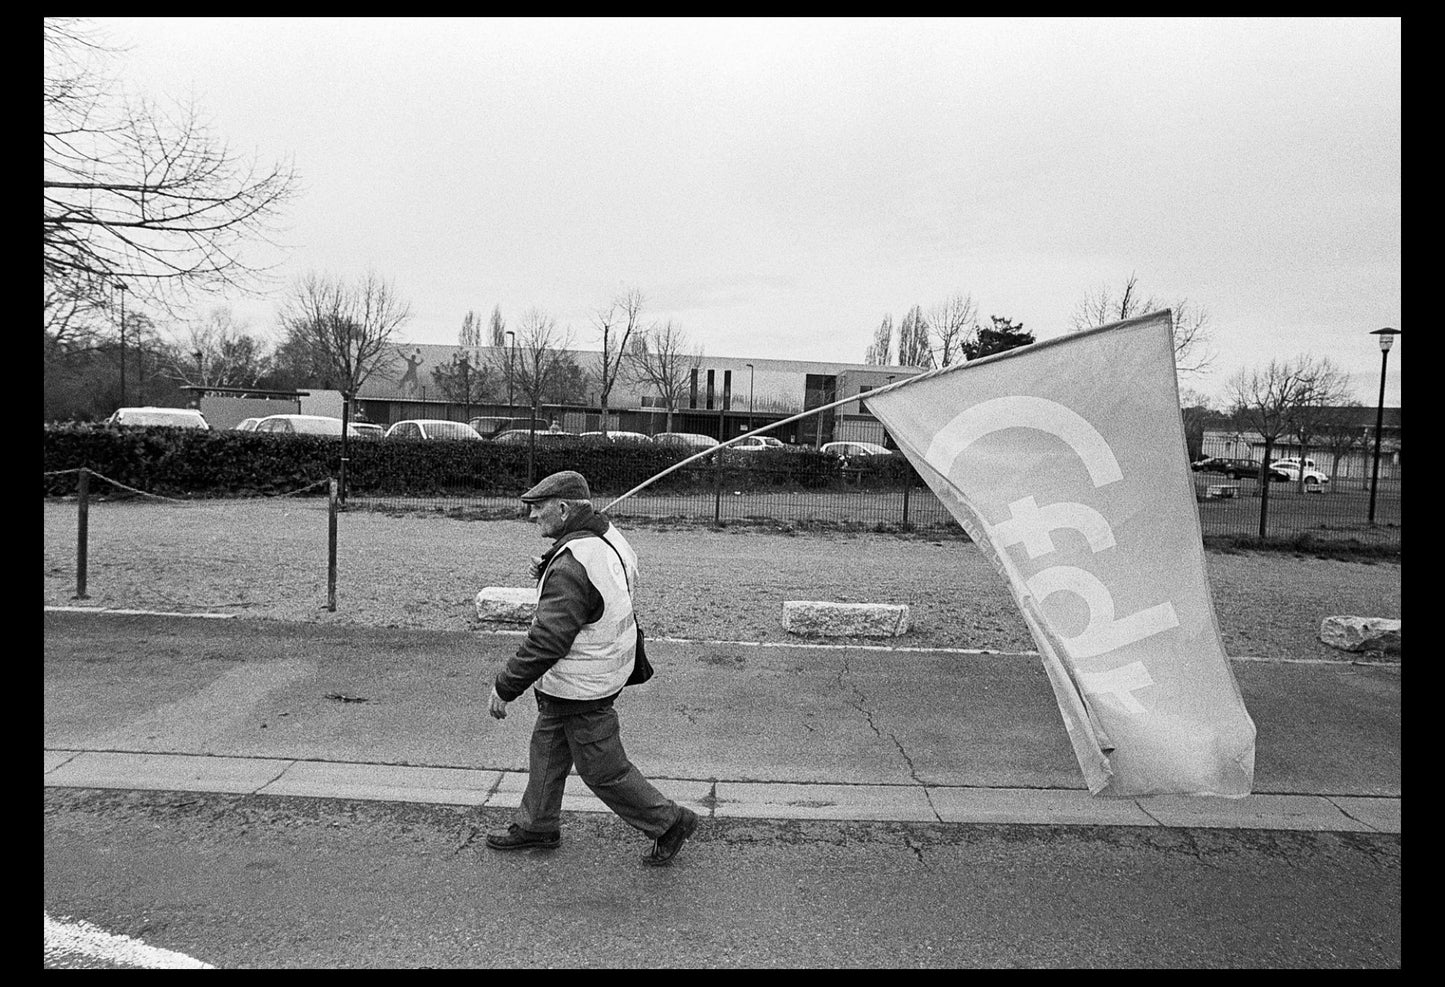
left=1367, top=327, right=1399, bottom=524
left=745, top=363, right=755, bottom=432
left=115, top=282, right=128, bottom=406
left=505, top=330, right=516, bottom=419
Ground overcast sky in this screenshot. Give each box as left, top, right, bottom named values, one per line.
left=88, top=16, right=1401, bottom=408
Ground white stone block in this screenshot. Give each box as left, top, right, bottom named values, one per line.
left=782, top=600, right=911, bottom=637
left=1319, top=615, right=1400, bottom=654
left=475, top=587, right=536, bottom=624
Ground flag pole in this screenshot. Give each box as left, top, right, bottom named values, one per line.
left=603, top=377, right=914, bottom=513
left=602, top=314, right=1172, bottom=513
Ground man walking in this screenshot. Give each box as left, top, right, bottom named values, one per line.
left=485, top=470, right=699, bottom=866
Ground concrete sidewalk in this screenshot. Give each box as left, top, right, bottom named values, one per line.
left=44, top=748, right=1400, bottom=833
left=42, top=610, right=1401, bottom=835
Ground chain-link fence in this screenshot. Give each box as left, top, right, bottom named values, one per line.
left=45, top=441, right=1401, bottom=551
left=336, top=447, right=1399, bottom=548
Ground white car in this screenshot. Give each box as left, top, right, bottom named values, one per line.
left=1269, top=458, right=1330, bottom=485
left=252, top=414, right=345, bottom=435
left=730, top=435, right=787, bottom=452
left=385, top=419, right=484, bottom=440
left=233, top=417, right=262, bottom=431
left=105, top=406, right=210, bottom=429
left=654, top=432, right=720, bottom=451
left=821, top=440, right=892, bottom=458
left=580, top=431, right=653, bottom=443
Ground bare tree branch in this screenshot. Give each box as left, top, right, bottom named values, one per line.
left=43, top=18, right=298, bottom=315
left=279, top=271, right=412, bottom=394
left=1071, top=273, right=1216, bottom=377
left=628, top=320, right=702, bottom=433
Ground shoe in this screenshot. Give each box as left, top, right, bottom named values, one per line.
left=642, top=807, right=698, bottom=867
left=485, top=823, right=561, bottom=851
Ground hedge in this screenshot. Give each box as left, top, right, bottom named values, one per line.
left=41, top=424, right=916, bottom=498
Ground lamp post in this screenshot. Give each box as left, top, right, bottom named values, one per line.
left=745, top=363, right=755, bottom=433
left=115, top=282, right=128, bottom=406
left=505, top=330, right=516, bottom=419
left=1367, top=327, right=1399, bottom=524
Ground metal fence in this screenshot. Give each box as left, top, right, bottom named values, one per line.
left=341, top=450, right=1401, bottom=549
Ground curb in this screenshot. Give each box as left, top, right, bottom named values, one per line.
left=43, top=749, right=1401, bottom=835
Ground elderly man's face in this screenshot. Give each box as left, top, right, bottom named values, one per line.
left=528, top=497, right=568, bottom=538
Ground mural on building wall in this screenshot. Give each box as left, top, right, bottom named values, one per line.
left=397, top=347, right=425, bottom=397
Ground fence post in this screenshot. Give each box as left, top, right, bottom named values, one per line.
left=713, top=449, right=723, bottom=525
left=75, top=467, right=89, bottom=599
left=901, top=463, right=911, bottom=529
left=328, top=478, right=338, bottom=612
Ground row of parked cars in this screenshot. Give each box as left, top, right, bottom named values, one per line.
left=1191, top=455, right=1331, bottom=485
left=100, top=407, right=902, bottom=462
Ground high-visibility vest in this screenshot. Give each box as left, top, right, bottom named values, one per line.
left=535, top=529, right=638, bottom=700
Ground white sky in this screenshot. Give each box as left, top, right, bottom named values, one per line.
left=88, top=16, right=1401, bottom=408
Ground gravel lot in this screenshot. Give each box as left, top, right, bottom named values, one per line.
left=43, top=498, right=1401, bottom=662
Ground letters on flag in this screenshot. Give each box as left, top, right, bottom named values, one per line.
left=865, top=312, right=1256, bottom=797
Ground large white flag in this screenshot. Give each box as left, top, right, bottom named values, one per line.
left=866, top=312, right=1255, bottom=796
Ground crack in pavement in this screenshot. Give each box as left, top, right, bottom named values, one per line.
left=837, top=655, right=943, bottom=825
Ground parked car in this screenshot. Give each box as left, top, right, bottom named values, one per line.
left=821, top=440, right=892, bottom=458
left=384, top=419, right=484, bottom=440
left=468, top=416, right=545, bottom=439
left=1269, top=458, right=1330, bottom=485
left=1194, top=457, right=1287, bottom=481
left=730, top=435, right=788, bottom=452
left=252, top=414, right=344, bottom=435
left=105, top=406, right=210, bottom=429
left=654, top=432, right=720, bottom=451
left=492, top=428, right=577, bottom=444
left=348, top=422, right=385, bottom=440
left=1191, top=456, right=1255, bottom=475
left=233, top=417, right=262, bottom=431
left=580, top=431, right=653, bottom=443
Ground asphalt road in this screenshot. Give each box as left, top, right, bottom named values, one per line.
left=44, top=787, right=1400, bottom=968
left=44, top=612, right=1401, bottom=968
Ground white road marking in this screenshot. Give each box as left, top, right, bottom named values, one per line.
left=44, top=606, right=1399, bottom=664
left=44, top=912, right=213, bottom=969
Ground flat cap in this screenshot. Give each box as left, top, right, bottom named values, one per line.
left=520, top=470, right=591, bottom=503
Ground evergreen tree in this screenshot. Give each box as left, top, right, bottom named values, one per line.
left=963, top=315, right=1035, bottom=360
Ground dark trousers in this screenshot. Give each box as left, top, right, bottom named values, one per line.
left=516, top=697, right=680, bottom=839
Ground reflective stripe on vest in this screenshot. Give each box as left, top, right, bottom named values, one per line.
left=536, top=534, right=637, bottom=700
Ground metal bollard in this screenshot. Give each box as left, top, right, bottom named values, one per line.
left=75, top=468, right=89, bottom=599
left=328, top=478, right=338, bottom=612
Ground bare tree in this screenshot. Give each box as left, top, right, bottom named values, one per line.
left=864, top=314, right=893, bottom=365
left=1225, top=355, right=1319, bottom=538
left=1071, top=273, right=1215, bottom=377
left=897, top=305, right=932, bottom=367
left=488, top=305, right=507, bottom=345
left=592, top=287, right=648, bottom=433
left=1286, top=357, right=1352, bottom=492
left=927, top=292, right=978, bottom=368
left=458, top=310, right=484, bottom=349
left=167, top=305, right=273, bottom=388
left=507, top=309, right=576, bottom=421
left=431, top=351, right=494, bottom=420
left=44, top=280, right=110, bottom=358
left=1313, top=403, right=1370, bottom=486
left=278, top=271, right=412, bottom=395
left=44, top=18, right=297, bottom=314
left=628, top=320, right=702, bottom=433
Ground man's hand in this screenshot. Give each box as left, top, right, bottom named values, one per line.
left=489, top=688, right=508, bottom=720
left=528, top=555, right=545, bottom=581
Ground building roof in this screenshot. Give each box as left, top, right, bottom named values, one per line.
left=1199, top=405, right=1400, bottom=431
